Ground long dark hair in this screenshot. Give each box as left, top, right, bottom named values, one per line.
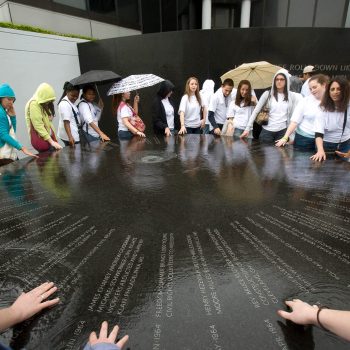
left=273, top=73, right=288, bottom=102
left=112, top=93, right=131, bottom=115
left=320, top=76, right=350, bottom=112
left=41, top=101, right=55, bottom=118
left=235, top=80, right=255, bottom=107
left=58, top=81, right=79, bottom=104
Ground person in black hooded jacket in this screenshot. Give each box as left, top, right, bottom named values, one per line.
left=152, top=80, right=179, bottom=136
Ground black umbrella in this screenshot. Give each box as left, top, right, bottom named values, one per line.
left=69, top=70, right=121, bottom=87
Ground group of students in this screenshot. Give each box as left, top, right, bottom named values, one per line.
left=151, top=70, right=350, bottom=161
left=1, top=77, right=350, bottom=347
left=0, top=82, right=110, bottom=166
left=1, top=69, right=350, bottom=165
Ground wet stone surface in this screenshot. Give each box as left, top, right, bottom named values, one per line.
left=0, top=135, right=349, bottom=350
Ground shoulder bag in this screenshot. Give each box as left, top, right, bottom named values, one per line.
left=0, top=116, right=18, bottom=160
left=119, top=102, right=146, bottom=132
left=255, top=91, right=271, bottom=126
left=336, top=108, right=348, bottom=151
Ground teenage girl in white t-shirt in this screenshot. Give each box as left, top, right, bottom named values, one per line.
left=311, top=77, right=350, bottom=161
left=78, top=85, right=110, bottom=142
left=242, top=69, right=302, bottom=143
left=226, top=80, right=257, bottom=138
left=275, top=74, right=328, bottom=150
left=113, top=91, right=146, bottom=139
left=178, top=77, right=205, bottom=135
left=57, top=82, right=81, bottom=147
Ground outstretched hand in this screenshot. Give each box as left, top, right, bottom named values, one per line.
left=10, top=282, right=59, bottom=324
left=278, top=299, right=318, bottom=326
left=87, top=321, right=129, bottom=349
left=240, top=130, right=249, bottom=139
left=335, top=150, right=350, bottom=158
left=310, top=151, right=326, bottom=162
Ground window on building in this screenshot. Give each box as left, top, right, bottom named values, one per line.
left=250, top=0, right=264, bottom=27
left=212, top=5, right=235, bottom=28
left=53, top=0, right=87, bottom=10
left=287, top=0, right=315, bottom=27
left=162, top=0, right=177, bottom=31
left=116, top=0, right=140, bottom=28
left=346, top=1, right=350, bottom=27
left=263, top=0, right=288, bottom=26
left=88, top=0, right=116, bottom=17
left=314, top=0, right=347, bottom=27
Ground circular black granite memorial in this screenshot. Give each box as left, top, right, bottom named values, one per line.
left=0, top=135, right=349, bottom=349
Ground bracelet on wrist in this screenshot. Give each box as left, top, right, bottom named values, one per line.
left=317, top=306, right=329, bottom=331
left=282, top=136, right=289, bottom=142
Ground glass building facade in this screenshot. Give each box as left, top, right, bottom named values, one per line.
left=8, top=0, right=350, bottom=33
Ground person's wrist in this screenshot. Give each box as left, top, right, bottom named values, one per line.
left=316, top=306, right=330, bottom=329
left=307, top=306, right=319, bottom=326
left=281, top=136, right=289, bottom=142
left=8, top=304, right=24, bottom=325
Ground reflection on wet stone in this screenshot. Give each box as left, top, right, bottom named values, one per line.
left=0, top=136, right=350, bottom=349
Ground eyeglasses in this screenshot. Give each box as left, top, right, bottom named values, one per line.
left=275, top=78, right=285, bottom=82
left=3, top=97, right=16, bottom=102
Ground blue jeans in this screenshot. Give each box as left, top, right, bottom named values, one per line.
left=186, top=127, right=201, bottom=134
left=83, top=133, right=99, bottom=142
left=118, top=130, right=133, bottom=140
left=323, top=139, right=350, bottom=153
left=62, top=139, right=80, bottom=147
left=259, top=128, right=287, bottom=143
left=202, top=124, right=210, bottom=134
left=210, top=123, right=224, bottom=134
left=233, top=128, right=252, bottom=138
left=294, top=133, right=315, bottom=151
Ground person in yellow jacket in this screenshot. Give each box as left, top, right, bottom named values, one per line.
left=25, top=83, right=62, bottom=151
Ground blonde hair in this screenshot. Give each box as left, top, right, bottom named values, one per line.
left=184, top=77, right=201, bottom=105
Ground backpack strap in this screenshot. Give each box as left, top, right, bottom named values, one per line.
left=78, top=99, right=91, bottom=133
left=118, top=101, right=136, bottom=116
left=339, top=108, right=348, bottom=143
left=60, top=100, right=82, bottom=129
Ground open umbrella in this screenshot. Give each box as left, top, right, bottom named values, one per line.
left=107, top=74, right=164, bottom=95
left=220, top=61, right=283, bottom=89
left=70, top=70, right=121, bottom=87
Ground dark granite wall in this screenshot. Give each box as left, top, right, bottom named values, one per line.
left=77, top=28, right=350, bottom=137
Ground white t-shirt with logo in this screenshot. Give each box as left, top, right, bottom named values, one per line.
left=78, top=99, right=102, bottom=138
left=58, top=97, right=81, bottom=142
left=209, top=88, right=236, bottom=125
left=314, top=106, right=350, bottom=143
left=291, top=94, right=320, bottom=137
left=263, top=93, right=289, bottom=132
left=178, top=95, right=201, bottom=128
left=227, top=101, right=255, bottom=130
